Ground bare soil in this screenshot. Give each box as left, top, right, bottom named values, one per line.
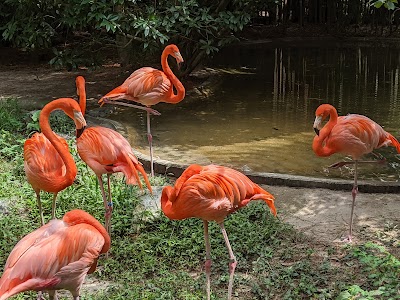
left=0, top=62, right=398, bottom=256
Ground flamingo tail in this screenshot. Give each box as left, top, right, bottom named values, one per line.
left=388, top=134, right=400, bottom=153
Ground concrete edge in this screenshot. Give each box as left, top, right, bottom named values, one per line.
left=132, top=150, right=400, bottom=194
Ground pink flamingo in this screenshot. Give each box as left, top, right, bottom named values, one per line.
left=98, top=44, right=186, bottom=176
left=161, top=164, right=276, bottom=300
left=313, top=103, right=400, bottom=242
left=0, top=209, right=110, bottom=300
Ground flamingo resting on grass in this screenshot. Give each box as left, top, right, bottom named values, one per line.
left=24, top=98, right=87, bottom=225
left=98, top=44, right=186, bottom=177
left=75, top=76, right=152, bottom=234
left=312, top=103, right=400, bottom=242
left=161, top=164, right=276, bottom=300
left=0, top=209, right=110, bottom=300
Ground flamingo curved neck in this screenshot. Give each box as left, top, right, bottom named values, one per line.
left=312, top=107, right=338, bottom=157
left=161, top=50, right=185, bottom=103
left=39, top=102, right=77, bottom=189
left=77, top=81, right=87, bottom=115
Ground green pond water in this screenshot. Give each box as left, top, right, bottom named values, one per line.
left=109, top=40, right=400, bottom=182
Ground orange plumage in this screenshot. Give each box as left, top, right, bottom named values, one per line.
left=98, top=44, right=186, bottom=176
left=0, top=209, right=110, bottom=300
left=75, top=76, right=152, bottom=234
left=23, top=98, right=86, bottom=225
left=161, top=164, right=276, bottom=300
left=313, top=104, right=400, bottom=159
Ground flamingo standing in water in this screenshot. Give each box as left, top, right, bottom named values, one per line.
left=161, top=164, right=276, bottom=300
left=75, top=76, right=152, bottom=234
left=98, top=44, right=186, bottom=176
left=0, top=209, right=110, bottom=300
left=312, top=103, right=400, bottom=242
left=24, top=98, right=87, bottom=225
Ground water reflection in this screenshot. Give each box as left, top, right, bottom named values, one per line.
left=108, top=42, right=400, bottom=181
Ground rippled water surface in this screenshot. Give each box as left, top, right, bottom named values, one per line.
left=109, top=41, right=400, bottom=181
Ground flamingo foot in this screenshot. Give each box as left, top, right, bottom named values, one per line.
left=101, top=99, right=161, bottom=116
left=340, top=235, right=353, bottom=243
left=36, top=291, right=46, bottom=300
left=227, top=259, right=237, bottom=300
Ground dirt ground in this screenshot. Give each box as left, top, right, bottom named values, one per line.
left=0, top=63, right=399, bottom=255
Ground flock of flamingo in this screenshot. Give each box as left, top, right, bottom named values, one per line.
left=0, top=44, right=399, bottom=300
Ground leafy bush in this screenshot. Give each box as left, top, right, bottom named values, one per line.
left=0, top=0, right=257, bottom=72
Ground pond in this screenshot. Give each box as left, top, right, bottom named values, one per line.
left=108, top=39, right=400, bottom=182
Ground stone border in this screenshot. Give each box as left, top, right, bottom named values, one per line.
left=132, top=150, right=400, bottom=194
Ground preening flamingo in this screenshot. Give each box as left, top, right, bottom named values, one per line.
left=98, top=44, right=186, bottom=176
left=75, top=76, right=152, bottom=234
left=0, top=209, right=110, bottom=300
left=312, top=103, right=400, bottom=242
left=161, top=164, right=276, bottom=300
left=24, top=98, right=87, bottom=225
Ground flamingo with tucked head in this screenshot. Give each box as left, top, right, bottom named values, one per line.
left=0, top=209, right=110, bottom=300
left=161, top=164, right=276, bottom=300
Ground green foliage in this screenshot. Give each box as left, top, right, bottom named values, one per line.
left=371, top=0, right=399, bottom=10
left=338, top=242, right=400, bottom=299
left=0, top=0, right=253, bottom=72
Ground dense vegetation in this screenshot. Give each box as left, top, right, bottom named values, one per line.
left=0, top=1, right=399, bottom=71
left=0, top=98, right=399, bottom=299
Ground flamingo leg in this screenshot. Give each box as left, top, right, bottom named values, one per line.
left=97, top=175, right=111, bottom=233
left=51, top=192, right=58, bottom=220
left=147, top=110, right=154, bottom=177
left=203, top=220, right=212, bottom=300
left=329, top=159, right=386, bottom=168
left=347, top=160, right=359, bottom=243
left=48, top=290, right=58, bottom=300
left=35, top=191, right=45, bottom=226
left=219, top=223, right=237, bottom=300
left=36, top=291, right=45, bottom=300
left=106, top=173, right=113, bottom=234
left=103, top=99, right=161, bottom=115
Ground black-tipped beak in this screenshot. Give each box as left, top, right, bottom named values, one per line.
left=314, top=127, right=320, bottom=136
left=76, top=126, right=86, bottom=138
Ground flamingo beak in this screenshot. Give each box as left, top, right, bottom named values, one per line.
left=73, top=111, right=87, bottom=138
left=175, top=52, right=184, bottom=70
left=313, top=116, right=323, bottom=136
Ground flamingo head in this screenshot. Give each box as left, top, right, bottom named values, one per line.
left=166, top=44, right=184, bottom=68
left=313, top=104, right=335, bottom=136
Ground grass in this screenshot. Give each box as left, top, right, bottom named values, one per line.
left=0, top=98, right=399, bottom=299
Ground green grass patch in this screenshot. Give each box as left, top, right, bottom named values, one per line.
left=0, top=98, right=399, bottom=299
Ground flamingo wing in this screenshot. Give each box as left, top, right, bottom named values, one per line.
left=123, top=67, right=171, bottom=104
left=162, top=165, right=275, bottom=222
left=100, top=67, right=171, bottom=106
left=0, top=219, right=105, bottom=299
left=329, top=114, right=393, bottom=158
left=24, top=133, right=71, bottom=193
left=77, top=127, right=152, bottom=191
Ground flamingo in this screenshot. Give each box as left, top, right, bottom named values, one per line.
left=0, top=209, right=110, bottom=300
left=312, top=103, right=400, bottom=242
left=161, top=164, right=276, bottom=300
left=75, top=76, right=152, bottom=234
left=98, top=44, right=186, bottom=176
left=24, top=98, right=87, bottom=225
